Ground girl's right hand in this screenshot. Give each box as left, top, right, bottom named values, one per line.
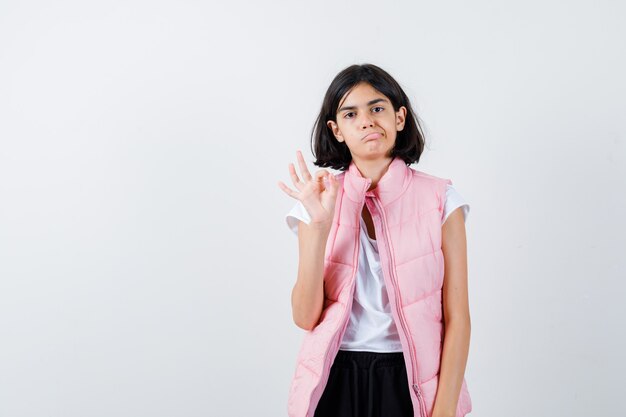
left=277, top=150, right=339, bottom=226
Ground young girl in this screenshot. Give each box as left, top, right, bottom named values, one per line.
left=278, top=64, right=472, bottom=417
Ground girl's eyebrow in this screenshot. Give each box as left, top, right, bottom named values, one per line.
left=338, top=98, right=388, bottom=113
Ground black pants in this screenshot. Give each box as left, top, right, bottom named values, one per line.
left=313, top=350, right=414, bottom=417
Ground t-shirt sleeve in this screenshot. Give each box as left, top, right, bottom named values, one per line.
left=442, top=183, right=470, bottom=225
left=285, top=200, right=312, bottom=236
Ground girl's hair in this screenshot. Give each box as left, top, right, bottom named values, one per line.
left=311, top=63, right=426, bottom=171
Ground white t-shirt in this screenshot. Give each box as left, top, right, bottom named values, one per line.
left=286, top=184, right=469, bottom=352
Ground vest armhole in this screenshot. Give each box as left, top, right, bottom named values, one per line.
left=441, top=178, right=453, bottom=225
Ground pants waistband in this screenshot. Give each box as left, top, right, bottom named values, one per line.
left=333, top=349, right=405, bottom=369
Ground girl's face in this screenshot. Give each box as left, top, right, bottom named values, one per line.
left=327, top=82, right=406, bottom=162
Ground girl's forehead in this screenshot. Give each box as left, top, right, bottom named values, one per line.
left=338, top=84, right=389, bottom=110
left=342, top=83, right=382, bottom=100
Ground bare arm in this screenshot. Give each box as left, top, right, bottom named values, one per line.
left=278, top=150, right=339, bottom=331
left=291, top=220, right=331, bottom=330
left=432, top=207, right=471, bottom=417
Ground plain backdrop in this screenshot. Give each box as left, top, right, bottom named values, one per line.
left=1, top=1, right=625, bottom=416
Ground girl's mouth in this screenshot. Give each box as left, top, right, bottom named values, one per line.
left=363, top=132, right=383, bottom=141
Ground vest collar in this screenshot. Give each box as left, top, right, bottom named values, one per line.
left=343, top=156, right=411, bottom=204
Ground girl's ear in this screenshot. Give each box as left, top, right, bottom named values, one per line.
left=396, top=106, right=407, bottom=132
left=326, top=120, right=344, bottom=142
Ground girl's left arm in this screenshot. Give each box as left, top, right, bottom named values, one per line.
left=432, top=207, right=471, bottom=417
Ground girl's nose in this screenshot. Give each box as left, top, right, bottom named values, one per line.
left=359, top=114, right=375, bottom=128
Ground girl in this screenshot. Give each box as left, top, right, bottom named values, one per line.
left=278, top=64, right=472, bottom=417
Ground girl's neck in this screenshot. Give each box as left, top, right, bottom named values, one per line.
left=351, top=156, right=394, bottom=191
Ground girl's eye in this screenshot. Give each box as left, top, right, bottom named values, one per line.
left=344, top=107, right=384, bottom=119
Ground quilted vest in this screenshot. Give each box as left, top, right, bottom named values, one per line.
left=287, top=156, right=472, bottom=417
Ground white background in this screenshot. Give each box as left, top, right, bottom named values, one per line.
left=1, top=1, right=624, bottom=416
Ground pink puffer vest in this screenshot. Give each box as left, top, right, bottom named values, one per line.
left=287, top=156, right=472, bottom=417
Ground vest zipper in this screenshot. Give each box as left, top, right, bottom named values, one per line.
left=370, top=196, right=427, bottom=417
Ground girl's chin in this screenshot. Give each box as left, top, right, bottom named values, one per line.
left=356, top=150, right=392, bottom=160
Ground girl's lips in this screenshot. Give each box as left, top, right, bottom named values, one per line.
left=363, top=132, right=383, bottom=141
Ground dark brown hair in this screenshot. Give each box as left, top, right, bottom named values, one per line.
left=311, top=63, right=426, bottom=171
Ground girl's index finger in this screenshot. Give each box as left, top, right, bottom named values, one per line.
left=297, top=150, right=313, bottom=182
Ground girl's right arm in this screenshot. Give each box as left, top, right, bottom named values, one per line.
left=291, top=219, right=331, bottom=330
left=278, top=150, right=339, bottom=331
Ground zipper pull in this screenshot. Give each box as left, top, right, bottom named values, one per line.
left=413, top=383, right=421, bottom=397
